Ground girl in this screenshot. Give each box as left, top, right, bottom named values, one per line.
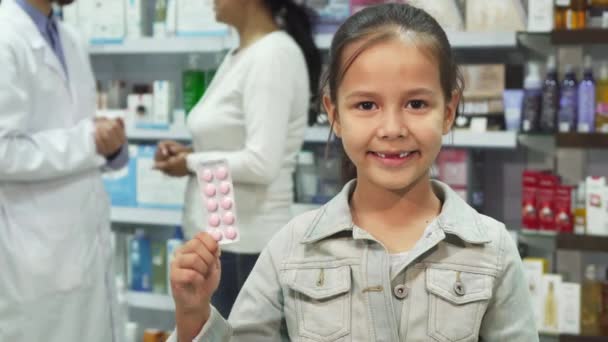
left=154, top=0, right=321, bottom=318
left=168, top=4, right=538, bottom=342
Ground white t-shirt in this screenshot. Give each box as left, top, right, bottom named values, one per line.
left=183, top=31, right=310, bottom=254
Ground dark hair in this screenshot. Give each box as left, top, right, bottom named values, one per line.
left=321, top=3, right=464, bottom=184
left=263, top=0, right=322, bottom=125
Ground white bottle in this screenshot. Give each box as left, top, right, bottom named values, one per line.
left=296, top=151, right=318, bottom=203
left=166, top=226, right=185, bottom=296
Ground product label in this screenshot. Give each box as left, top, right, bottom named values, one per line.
left=556, top=0, right=571, bottom=6
left=559, top=88, right=577, bottom=131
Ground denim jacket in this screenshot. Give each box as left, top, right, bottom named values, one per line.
left=169, top=180, right=539, bottom=342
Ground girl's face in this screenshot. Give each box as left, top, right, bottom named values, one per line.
left=324, top=37, right=458, bottom=193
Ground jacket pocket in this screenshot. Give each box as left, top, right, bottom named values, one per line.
left=287, top=265, right=352, bottom=342
left=426, top=267, right=493, bottom=342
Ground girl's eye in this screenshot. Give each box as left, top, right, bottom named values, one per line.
left=357, top=101, right=377, bottom=111
left=407, top=100, right=427, bottom=109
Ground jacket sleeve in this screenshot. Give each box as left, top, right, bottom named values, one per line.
left=167, top=227, right=290, bottom=342
left=0, top=34, right=105, bottom=182
left=479, top=228, right=539, bottom=341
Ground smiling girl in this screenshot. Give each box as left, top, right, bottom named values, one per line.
left=167, top=4, right=538, bottom=341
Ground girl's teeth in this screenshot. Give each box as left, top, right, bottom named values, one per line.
left=377, top=153, right=386, bottom=158
left=399, top=152, right=409, bottom=158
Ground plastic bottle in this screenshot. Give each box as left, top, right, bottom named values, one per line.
left=166, top=226, right=185, bottom=296
left=541, top=56, right=560, bottom=132
left=154, top=0, right=168, bottom=38
left=296, top=151, right=318, bottom=203
left=574, top=181, right=587, bottom=234
left=521, top=62, right=543, bottom=133
left=130, top=229, right=152, bottom=292
left=578, top=56, right=596, bottom=133
left=558, top=64, right=579, bottom=132
left=596, top=62, right=608, bottom=132
left=182, top=55, right=206, bottom=115
left=151, top=241, right=167, bottom=294
left=581, top=264, right=602, bottom=335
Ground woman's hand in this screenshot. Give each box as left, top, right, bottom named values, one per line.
left=155, top=140, right=191, bottom=161
left=154, top=152, right=190, bottom=177
left=171, top=233, right=222, bottom=340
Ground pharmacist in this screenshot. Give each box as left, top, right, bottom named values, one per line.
left=0, top=0, right=127, bottom=341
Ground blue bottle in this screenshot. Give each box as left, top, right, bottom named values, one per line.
left=578, top=56, right=596, bottom=133
left=558, top=65, right=578, bottom=133
left=540, top=56, right=559, bottom=133
left=522, top=62, right=543, bottom=133
left=130, top=229, right=152, bottom=292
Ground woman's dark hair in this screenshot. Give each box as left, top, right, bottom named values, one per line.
left=263, top=0, right=322, bottom=125
left=321, top=3, right=464, bottom=184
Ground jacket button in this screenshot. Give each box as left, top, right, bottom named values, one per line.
left=393, top=284, right=409, bottom=299
left=453, top=281, right=466, bottom=296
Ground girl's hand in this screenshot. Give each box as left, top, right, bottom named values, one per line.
left=171, top=233, right=222, bottom=340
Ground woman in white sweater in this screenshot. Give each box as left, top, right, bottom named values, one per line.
left=154, top=0, right=321, bottom=318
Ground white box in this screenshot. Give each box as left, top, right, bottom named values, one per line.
left=540, top=274, right=563, bottom=334
left=90, top=0, right=126, bottom=43
left=466, top=0, right=526, bottom=31
left=558, top=282, right=581, bottom=335
left=61, top=3, right=79, bottom=27
left=124, top=0, right=145, bottom=38
left=523, top=259, right=546, bottom=330
left=528, top=0, right=554, bottom=32
left=153, top=81, right=174, bottom=126
left=176, top=0, right=229, bottom=36
left=128, top=94, right=154, bottom=127
left=136, top=146, right=187, bottom=209
left=586, top=176, right=607, bottom=236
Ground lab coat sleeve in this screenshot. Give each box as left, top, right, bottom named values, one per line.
left=479, top=228, right=540, bottom=341
left=104, top=143, right=129, bottom=171
left=0, top=39, right=105, bottom=182
left=185, top=48, right=294, bottom=185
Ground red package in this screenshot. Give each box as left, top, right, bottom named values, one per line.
left=537, top=173, right=559, bottom=232
left=522, top=170, right=541, bottom=230
left=554, top=185, right=574, bottom=233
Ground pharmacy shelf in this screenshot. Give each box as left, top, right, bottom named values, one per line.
left=447, top=31, right=517, bottom=49
left=551, top=29, right=608, bottom=45
left=111, top=204, right=320, bottom=226
left=315, top=31, right=517, bottom=50
left=305, top=126, right=518, bottom=149
left=127, top=126, right=191, bottom=141
left=556, top=133, right=608, bottom=149
left=90, top=32, right=517, bottom=55
left=445, top=130, right=518, bottom=149
left=127, top=292, right=174, bottom=311
left=89, top=36, right=232, bottom=55
left=520, top=230, right=608, bottom=253
left=111, top=207, right=182, bottom=226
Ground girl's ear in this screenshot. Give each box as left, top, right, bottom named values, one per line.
left=443, top=91, right=460, bottom=134
left=323, top=94, right=341, bottom=137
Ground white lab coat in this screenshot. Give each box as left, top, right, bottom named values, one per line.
left=0, top=0, right=122, bottom=341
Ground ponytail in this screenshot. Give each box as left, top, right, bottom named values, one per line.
left=264, top=0, right=322, bottom=125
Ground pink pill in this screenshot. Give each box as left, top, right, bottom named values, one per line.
left=224, top=226, right=237, bottom=240
left=206, top=199, right=218, bottom=212
left=215, top=166, right=228, bottom=180
left=200, top=169, right=214, bottom=182
left=223, top=212, right=235, bottom=225
left=204, top=184, right=216, bottom=197
left=219, top=182, right=231, bottom=195
left=209, top=229, right=223, bottom=242
left=220, top=197, right=233, bottom=210
left=208, top=214, right=220, bottom=227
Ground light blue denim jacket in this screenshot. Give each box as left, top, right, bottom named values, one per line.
left=169, top=180, right=539, bottom=342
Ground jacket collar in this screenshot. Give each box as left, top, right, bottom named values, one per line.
left=301, top=179, right=491, bottom=245
left=1, top=0, right=68, bottom=83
